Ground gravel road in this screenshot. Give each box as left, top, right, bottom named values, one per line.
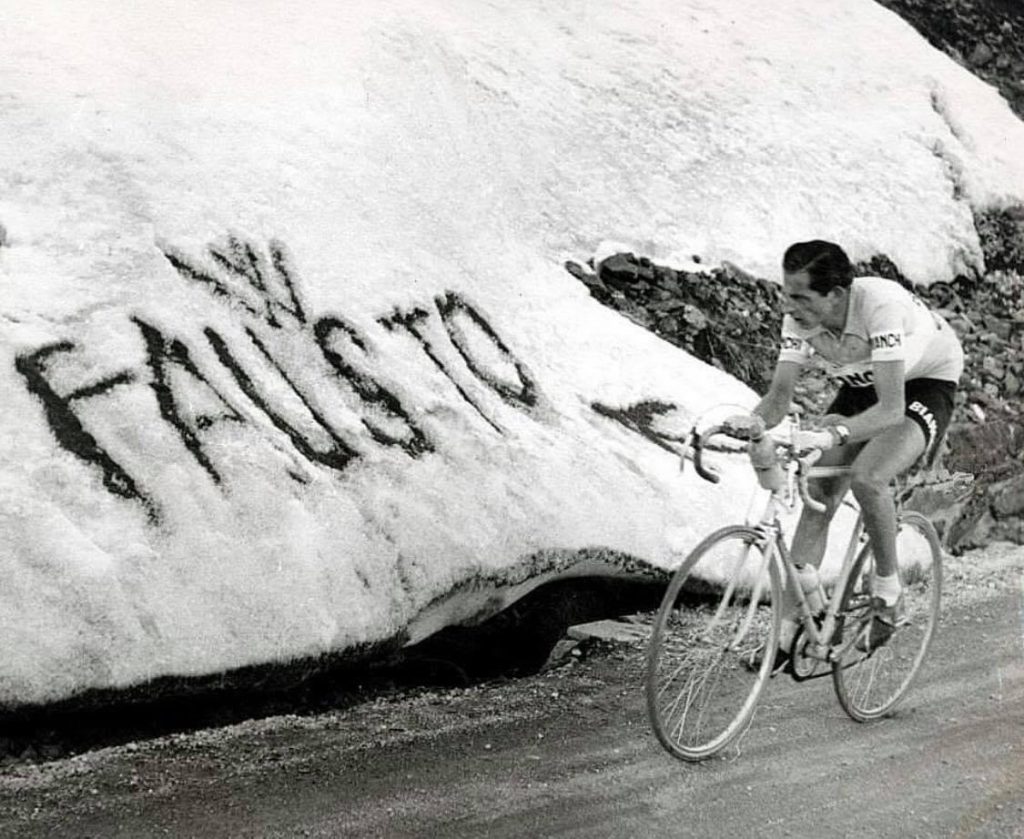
left=1, top=543, right=1022, bottom=839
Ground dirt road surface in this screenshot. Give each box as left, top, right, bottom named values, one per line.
left=2, top=545, right=1022, bottom=839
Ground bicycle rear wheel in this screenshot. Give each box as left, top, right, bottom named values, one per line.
left=832, top=511, right=942, bottom=721
left=645, top=526, right=782, bottom=761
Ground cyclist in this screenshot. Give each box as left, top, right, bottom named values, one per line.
left=727, top=240, right=963, bottom=668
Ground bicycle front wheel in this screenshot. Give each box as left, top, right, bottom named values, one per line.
left=832, top=510, right=942, bottom=721
left=645, top=526, right=782, bottom=761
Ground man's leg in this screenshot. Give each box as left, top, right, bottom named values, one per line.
left=850, top=418, right=926, bottom=651
left=849, top=418, right=927, bottom=580
left=782, top=444, right=857, bottom=602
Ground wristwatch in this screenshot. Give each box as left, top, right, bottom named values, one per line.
left=832, top=424, right=851, bottom=446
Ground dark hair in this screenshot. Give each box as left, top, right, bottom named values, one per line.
left=782, top=240, right=853, bottom=294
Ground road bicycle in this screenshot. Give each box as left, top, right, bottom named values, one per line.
left=645, top=416, right=942, bottom=762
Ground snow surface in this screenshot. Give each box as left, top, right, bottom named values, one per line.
left=2, top=0, right=1023, bottom=706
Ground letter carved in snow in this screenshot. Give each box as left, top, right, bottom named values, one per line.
left=377, top=304, right=505, bottom=434
left=314, top=316, right=433, bottom=457
left=133, top=316, right=246, bottom=485
left=204, top=325, right=361, bottom=473
left=14, top=341, right=161, bottom=522
left=592, top=400, right=688, bottom=455
left=435, top=292, right=540, bottom=411
left=160, top=234, right=307, bottom=329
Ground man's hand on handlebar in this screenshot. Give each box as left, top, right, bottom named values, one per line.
left=721, top=413, right=766, bottom=441
left=791, top=428, right=839, bottom=453
left=719, top=411, right=842, bottom=453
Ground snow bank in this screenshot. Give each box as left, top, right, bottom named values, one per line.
left=2, top=0, right=1023, bottom=706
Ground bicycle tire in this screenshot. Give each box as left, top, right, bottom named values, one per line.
left=831, top=510, right=942, bottom=721
left=645, top=525, right=782, bottom=761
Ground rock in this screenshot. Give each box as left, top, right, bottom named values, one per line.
left=653, top=266, right=681, bottom=291
left=682, top=304, right=708, bottom=331
left=947, top=315, right=974, bottom=336
left=648, top=296, right=685, bottom=312
left=969, top=387, right=992, bottom=405
left=598, top=253, right=642, bottom=289
left=968, top=511, right=1000, bottom=547
left=563, top=260, right=596, bottom=283
left=992, top=474, right=1024, bottom=519
left=658, top=315, right=680, bottom=334
left=541, top=638, right=581, bottom=672
left=983, top=356, right=1006, bottom=380
left=721, top=260, right=760, bottom=284
left=970, top=42, right=995, bottom=67
left=567, top=619, right=650, bottom=644
left=617, top=299, right=654, bottom=328
left=984, top=317, right=1012, bottom=341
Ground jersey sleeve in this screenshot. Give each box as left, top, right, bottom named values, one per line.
left=778, top=316, right=812, bottom=365
left=865, top=299, right=908, bottom=363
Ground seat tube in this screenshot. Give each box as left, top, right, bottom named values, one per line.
left=778, top=532, right=823, bottom=646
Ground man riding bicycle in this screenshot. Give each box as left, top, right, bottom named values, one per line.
left=726, top=240, right=963, bottom=669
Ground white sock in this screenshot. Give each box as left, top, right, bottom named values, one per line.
left=872, top=572, right=902, bottom=606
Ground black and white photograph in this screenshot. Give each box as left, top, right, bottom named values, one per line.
left=1, top=1, right=1023, bottom=836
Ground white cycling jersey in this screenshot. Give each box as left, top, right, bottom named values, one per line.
left=778, top=276, right=963, bottom=388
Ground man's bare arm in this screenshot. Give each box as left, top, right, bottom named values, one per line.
left=753, top=361, right=801, bottom=429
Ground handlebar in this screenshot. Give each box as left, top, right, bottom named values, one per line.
left=686, top=424, right=828, bottom=512
left=690, top=425, right=724, bottom=484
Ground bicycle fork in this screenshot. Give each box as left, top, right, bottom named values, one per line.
left=713, top=533, right=774, bottom=650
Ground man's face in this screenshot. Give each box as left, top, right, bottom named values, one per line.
left=782, top=270, right=839, bottom=329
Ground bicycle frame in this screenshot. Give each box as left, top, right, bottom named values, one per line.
left=750, top=464, right=870, bottom=664
left=689, top=419, right=878, bottom=664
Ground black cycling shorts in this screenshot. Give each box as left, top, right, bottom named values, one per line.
left=827, top=377, right=957, bottom=459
